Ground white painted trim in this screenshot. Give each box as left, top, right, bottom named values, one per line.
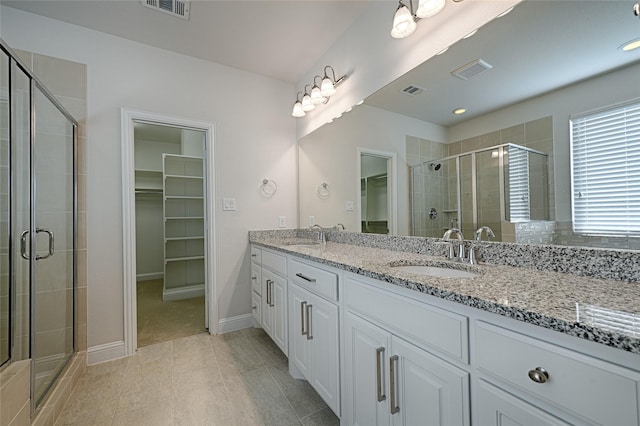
left=87, top=340, right=126, bottom=365
left=162, top=284, right=205, bottom=301
left=121, top=108, right=218, bottom=358
left=356, top=147, right=399, bottom=235
left=136, top=272, right=163, bottom=281
left=218, top=314, right=253, bottom=334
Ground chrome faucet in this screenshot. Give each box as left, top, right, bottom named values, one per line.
left=334, top=223, right=345, bottom=231
left=474, top=226, right=495, bottom=241
left=310, top=224, right=326, bottom=244
left=442, top=228, right=465, bottom=261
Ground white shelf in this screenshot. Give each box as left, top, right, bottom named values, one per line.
left=165, top=216, right=204, bottom=220
left=165, top=255, right=205, bottom=263
left=165, top=195, right=204, bottom=200
left=165, top=174, right=203, bottom=180
left=165, top=236, right=204, bottom=241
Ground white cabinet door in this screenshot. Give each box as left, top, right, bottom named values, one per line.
left=307, top=293, right=340, bottom=415
left=271, top=271, right=288, bottom=354
left=391, top=336, right=469, bottom=426
left=345, top=312, right=391, bottom=426
left=476, top=380, right=570, bottom=426
left=289, top=284, right=311, bottom=378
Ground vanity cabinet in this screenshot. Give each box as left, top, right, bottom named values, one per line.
left=288, top=258, right=340, bottom=415
left=250, top=246, right=261, bottom=324
left=258, top=248, right=288, bottom=355
left=343, top=275, right=470, bottom=426
left=475, top=321, right=640, bottom=426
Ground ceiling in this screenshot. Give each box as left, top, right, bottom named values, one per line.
left=366, top=0, right=640, bottom=127
left=2, top=0, right=371, bottom=83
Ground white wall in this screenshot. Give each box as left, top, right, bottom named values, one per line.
left=1, top=6, right=297, bottom=350
left=448, top=62, right=640, bottom=222
left=299, top=104, right=446, bottom=234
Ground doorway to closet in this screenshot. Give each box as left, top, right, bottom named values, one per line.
left=133, top=122, right=208, bottom=347
left=122, top=109, right=216, bottom=357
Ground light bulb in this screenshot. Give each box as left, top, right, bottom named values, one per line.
left=292, top=101, right=305, bottom=118
left=391, top=3, right=416, bottom=39
left=416, top=0, right=445, bottom=18
left=320, top=77, right=336, bottom=97
left=301, top=93, right=315, bottom=112
left=310, top=85, right=326, bottom=105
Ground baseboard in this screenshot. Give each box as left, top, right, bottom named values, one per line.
left=218, top=313, right=253, bottom=334
left=162, top=284, right=205, bottom=301
left=87, top=340, right=126, bottom=365
left=136, top=272, right=163, bottom=281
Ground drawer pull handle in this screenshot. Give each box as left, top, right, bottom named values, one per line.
left=295, top=273, right=316, bottom=283
left=251, top=275, right=257, bottom=280
left=375, top=347, right=386, bottom=402
left=251, top=305, right=257, bottom=310
left=251, top=253, right=257, bottom=257
left=390, top=355, right=400, bottom=414
left=528, top=367, right=549, bottom=384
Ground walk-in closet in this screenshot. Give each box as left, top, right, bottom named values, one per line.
left=133, top=122, right=207, bottom=347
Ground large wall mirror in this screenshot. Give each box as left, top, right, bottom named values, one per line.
left=298, top=0, right=640, bottom=250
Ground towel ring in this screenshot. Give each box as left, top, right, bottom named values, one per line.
left=316, top=182, right=330, bottom=199
left=261, top=178, right=277, bottom=197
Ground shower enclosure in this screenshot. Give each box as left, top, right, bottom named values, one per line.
left=411, top=143, right=549, bottom=241
left=0, top=39, right=78, bottom=413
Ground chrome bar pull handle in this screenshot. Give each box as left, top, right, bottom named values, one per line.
left=269, top=280, right=275, bottom=307
left=376, top=347, right=386, bottom=402
left=20, top=230, right=29, bottom=260
left=295, top=273, right=316, bottom=283
left=300, top=301, right=308, bottom=336
left=35, top=228, right=54, bottom=260
left=266, top=279, right=272, bottom=306
left=390, top=355, right=400, bottom=415
left=306, top=304, right=313, bottom=340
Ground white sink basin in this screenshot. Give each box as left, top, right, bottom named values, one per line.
left=391, top=265, right=479, bottom=278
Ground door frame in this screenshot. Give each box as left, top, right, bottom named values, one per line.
left=356, top=147, right=398, bottom=235
left=121, top=108, right=217, bottom=356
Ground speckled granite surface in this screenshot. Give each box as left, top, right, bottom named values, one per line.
left=249, top=230, right=640, bottom=354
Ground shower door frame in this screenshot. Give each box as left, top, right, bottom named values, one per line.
left=121, top=108, right=217, bottom=358
left=1, top=38, right=79, bottom=413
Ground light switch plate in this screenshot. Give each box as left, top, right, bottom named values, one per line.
left=278, top=216, right=286, bottom=228
left=346, top=201, right=355, bottom=211
left=308, top=216, right=315, bottom=226
left=223, top=198, right=236, bottom=211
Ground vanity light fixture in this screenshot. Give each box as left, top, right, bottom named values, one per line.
left=291, top=92, right=306, bottom=118
left=292, top=66, right=347, bottom=118
left=390, top=0, right=447, bottom=39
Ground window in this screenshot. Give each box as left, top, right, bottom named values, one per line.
left=570, top=99, right=640, bottom=236
left=507, top=146, right=531, bottom=222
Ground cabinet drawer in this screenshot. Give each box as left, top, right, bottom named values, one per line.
left=251, top=291, right=261, bottom=324
left=251, top=263, right=261, bottom=295
left=345, top=276, right=469, bottom=363
left=250, top=246, right=262, bottom=265
left=289, top=258, right=338, bottom=302
left=262, top=249, right=286, bottom=275
left=475, top=321, right=640, bottom=426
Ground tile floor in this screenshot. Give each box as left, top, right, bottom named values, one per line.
left=137, top=280, right=206, bottom=347
left=56, top=328, right=339, bottom=425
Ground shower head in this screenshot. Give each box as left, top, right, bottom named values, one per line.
left=429, top=163, right=442, bottom=171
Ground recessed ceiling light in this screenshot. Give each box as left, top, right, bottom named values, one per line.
left=620, top=38, right=640, bottom=51
left=453, top=108, right=466, bottom=115
left=463, top=29, right=478, bottom=39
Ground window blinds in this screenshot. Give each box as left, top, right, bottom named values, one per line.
left=571, top=99, right=640, bottom=235
left=508, top=146, right=531, bottom=222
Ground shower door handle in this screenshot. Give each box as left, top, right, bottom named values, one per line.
left=20, top=230, right=29, bottom=260
left=35, top=228, right=54, bottom=260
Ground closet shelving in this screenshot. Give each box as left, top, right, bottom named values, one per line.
left=162, top=154, right=205, bottom=301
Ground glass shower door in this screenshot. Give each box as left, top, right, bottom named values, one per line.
left=30, top=85, right=75, bottom=407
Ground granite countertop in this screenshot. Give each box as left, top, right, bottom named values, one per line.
left=250, top=235, right=640, bottom=355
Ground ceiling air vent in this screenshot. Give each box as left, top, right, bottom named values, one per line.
left=451, top=59, right=493, bottom=80
left=141, top=0, right=190, bottom=20
left=401, top=85, right=426, bottom=96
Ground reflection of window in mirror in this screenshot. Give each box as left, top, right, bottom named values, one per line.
left=360, top=151, right=394, bottom=234
left=571, top=99, right=640, bottom=239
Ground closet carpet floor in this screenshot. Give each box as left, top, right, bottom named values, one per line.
left=137, top=279, right=206, bottom=347
left=57, top=329, right=339, bottom=425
